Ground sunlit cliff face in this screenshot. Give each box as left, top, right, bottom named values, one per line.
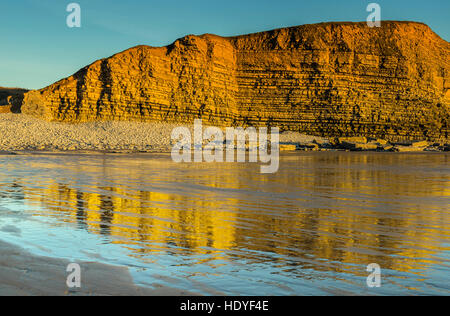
left=18, top=22, right=450, bottom=141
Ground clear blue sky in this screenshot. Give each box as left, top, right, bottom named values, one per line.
left=1, top=0, right=449, bottom=90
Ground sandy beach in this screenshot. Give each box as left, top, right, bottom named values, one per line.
left=0, top=240, right=194, bottom=296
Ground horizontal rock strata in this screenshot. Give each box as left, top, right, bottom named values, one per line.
left=18, top=22, right=450, bottom=141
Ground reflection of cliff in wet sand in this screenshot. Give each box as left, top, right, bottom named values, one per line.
left=4, top=153, right=448, bottom=279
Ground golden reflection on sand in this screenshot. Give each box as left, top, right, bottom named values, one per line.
left=2, top=153, right=449, bottom=278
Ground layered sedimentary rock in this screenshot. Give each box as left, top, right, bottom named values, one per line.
left=19, top=21, right=450, bottom=140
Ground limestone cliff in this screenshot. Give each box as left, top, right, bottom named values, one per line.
left=19, top=22, right=450, bottom=141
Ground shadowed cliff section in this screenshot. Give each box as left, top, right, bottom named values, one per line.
left=0, top=87, right=28, bottom=113
left=19, top=21, right=450, bottom=141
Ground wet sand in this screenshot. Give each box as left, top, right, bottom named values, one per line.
left=0, top=240, right=194, bottom=296
left=0, top=151, right=449, bottom=295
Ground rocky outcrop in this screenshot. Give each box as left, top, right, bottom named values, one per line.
left=19, top=21, right=450, bottom=141
left=0, top=87, right=28, bottom=113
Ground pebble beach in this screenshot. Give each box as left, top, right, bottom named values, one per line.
left=0, top=113, right=329, bottom=153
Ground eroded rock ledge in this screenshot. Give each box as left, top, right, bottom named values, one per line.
left=17, top=21, right=450, bottom=141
